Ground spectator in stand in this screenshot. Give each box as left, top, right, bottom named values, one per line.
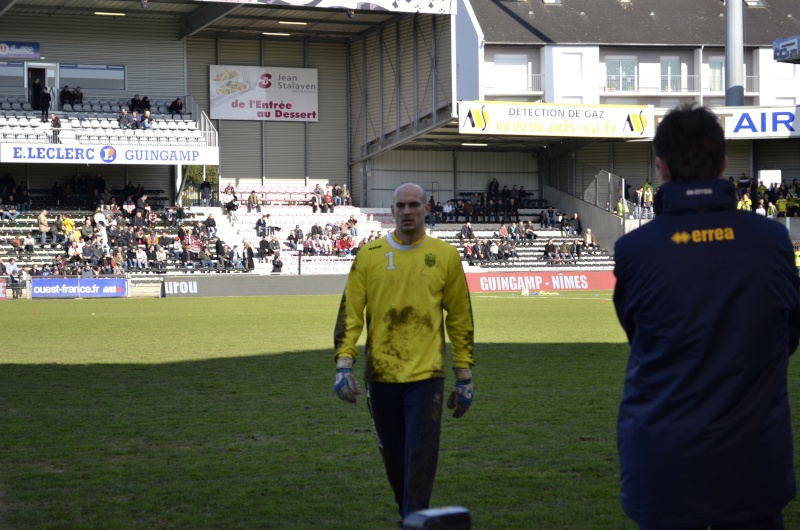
left=135, top=246, right=149, bottom=269
left=131, top=212, right=146, bottom=229
left=543, top=238, right=558, bottom=261
left=113, top=246, right=126, bottom=268
left=497, top=223, right=509, bottom=241
left=221, top=185, right=238, bottom=221
left=31, top=77, right=42, bottom=111
left=459, top=221, right=474, bottom=241
left=130, top=110, right=141, bottom=130
left=19, top=187, right=31, bottom=213
left=463, top=199, right=474, bottom=223
left=3, top=197, right=19, bottom=223
left=258, top=235, right=271, bottom=262
left=333, top=184, right=343, bottom=206
left=453, top=200, right=465, bottom=223
left=267, top=236, right=281, bottom=257
left=570, top=239, right=583, bottom=260
left=302, top=236, right=313, bottom=256
left=198, top=245, right=215, bottom=269
left=518, top=186, right=528, bottom=207
left=174, top=203, right=186, bottom=227
left=59, top=85, right=73, bottom=107
left=322, top=235, right=334, bottom=256
left=523, top=221, right=537, bottom=241
left=141, top=96, right=152, bottom=113
left=767, top=201, right=777, bottom=219
left=124, top=246, right=137, bottom=270
left=560, top=215, right=572, bottom=237
left=324, top=190, right=334, bottom=214
left=271, top=252, right=283, bottom=273
left=500, top=185, right=511, bottom=207
left=342, top=184, right=351, bottom=206
left=569, top=213, right=582, bottom=236
left=255, top=215, right=268, bottom=237
left=483, top=199, right=496, bottom=223
left=583, top=228, right=597, bottom=252
left=213, top=236, right=225, bottom=262
left=50, top=114, right=61, bottom=144
left=442, top=200, right=454, bottom=223
left=9, top=234, right=22, bottom=256
left=473, top=197, right=486, bottom=223
left=559, top=240, right=575, bottom=263
left=204, top=213, right=218, bottom=238
left=118, top=108, right=132, bottom=129
left=168, top=97, right=184, bottom=118
left=199, top=180, right=212, bottom=206
left=140, top=110, right=157, bottom=131
left=228, top=245, right=244, bottom=269
left=488, top=240, right=500, bottom=261
left=171, top=238, right=183, bottom=262
left=72, top=86, right=83, bottom=105
left=543, top=206, right=556, bottom=229
left=192, top=221, right=205, bottom=239
left=310, top=184, right=323, bottom=213
left=506, top=198, right=520, bottom=223
left=136, top=194, right=150, bottom=218
left=122, top=196, right=136, bottom=219
left=37, top=209, right=50, bottom=247
left=489, top=177, right=500, bottom=199
left=247, top=190, right=260, bottom=213
left=242, top=241, right=255, bottom=270
left=347, top=216, right=358, bottom=237
left=40, top=87, right=51, bottom=122
left=129, top=94, right=143, bottom=113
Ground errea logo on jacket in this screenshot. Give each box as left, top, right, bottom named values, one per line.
left=671, top=228, right=735, bottom=244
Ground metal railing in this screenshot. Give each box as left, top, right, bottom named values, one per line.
left=601, top=75, right=759, bottom=94
left=484, top=74, right=545, bottom=93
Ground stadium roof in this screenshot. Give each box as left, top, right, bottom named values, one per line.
left=471, top=0, right=800, bottom=46
left=0, top=0, right=398, bottom=41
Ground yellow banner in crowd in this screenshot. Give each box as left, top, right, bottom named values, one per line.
left=458, top=101, right=655, bottom=139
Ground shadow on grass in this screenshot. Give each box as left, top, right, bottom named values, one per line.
left=0, top=341, right=732, bottom=529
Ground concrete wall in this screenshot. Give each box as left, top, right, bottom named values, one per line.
left=544, top=185, right=623, bottom=250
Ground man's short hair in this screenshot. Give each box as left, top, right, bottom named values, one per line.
left=653, top=104, right=726, bottom=182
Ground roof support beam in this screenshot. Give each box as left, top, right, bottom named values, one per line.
left=179, top=2, right=243, bottom=40
left=0, top=0, right=20, bottom=17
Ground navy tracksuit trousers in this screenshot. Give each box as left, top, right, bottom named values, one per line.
left=367, top=378, right=444, bottom=518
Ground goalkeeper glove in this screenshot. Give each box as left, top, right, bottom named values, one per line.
left=333, top=358, right=362, bottom=404
left=447, top=368, right=473, bottom=418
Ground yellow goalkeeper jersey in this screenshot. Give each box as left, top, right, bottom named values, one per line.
left=334, top=232, right=474, bottom=383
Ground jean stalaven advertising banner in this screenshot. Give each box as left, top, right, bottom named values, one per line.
left=31, top=277, right=127, bottom=299
left=210, top=65, right=318, bottom=122
left=194, top=0, right=455, bottom=14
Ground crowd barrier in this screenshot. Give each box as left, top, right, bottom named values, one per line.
left=3, top=270, right=617, bottom=299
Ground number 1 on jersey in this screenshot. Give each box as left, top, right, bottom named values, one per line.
left=385, top=251, right=396, bottom=270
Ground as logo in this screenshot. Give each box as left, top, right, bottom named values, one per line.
left=0, top=44, right=8, bottom=55
left=99, top=146, right=117, bottom=163
left=258, top=73, right=272, bottom=89
left=424, top=253, right=436, bottom=267
left=623, top=111, right=647, bottom=135
left=462, top=105, right=489, bottom=131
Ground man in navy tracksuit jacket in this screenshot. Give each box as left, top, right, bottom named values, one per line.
left=614, top=105, right=800, bottom=530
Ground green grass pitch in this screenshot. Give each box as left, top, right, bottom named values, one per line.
left=2, top=292, right=799, bottom=529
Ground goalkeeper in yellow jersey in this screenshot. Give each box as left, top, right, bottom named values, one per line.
left=333, top=182, right=475, bottom=520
